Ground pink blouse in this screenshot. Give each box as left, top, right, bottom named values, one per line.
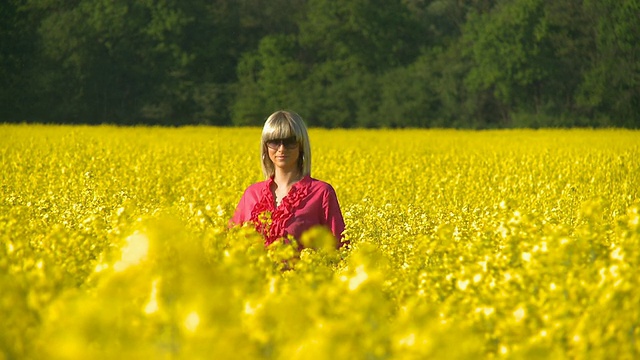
left=231, top=175, right=346, bottom=247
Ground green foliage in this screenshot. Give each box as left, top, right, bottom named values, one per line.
left=232, top=35, right=305, bottom=126
left=300, top=61, right=378, bottom=128
left=300, top=0, right=421, bottom=73
left=464, top=0, right=550, bottom=117
left=27, top=0, right=196, bottom=123
left=1, top=0, right=639, bottom=127
left=232, top=50, right=268, bottom=126
left=0, top=0, right=32, bottom=119
left=576, top=0, right=640, bottom=127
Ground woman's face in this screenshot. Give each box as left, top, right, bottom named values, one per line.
left=266, top=136, right=300, bottom=173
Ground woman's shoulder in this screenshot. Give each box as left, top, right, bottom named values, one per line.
left=243, top=178, right=271, bottom=195
left=307, top=176, right=337, bottom=194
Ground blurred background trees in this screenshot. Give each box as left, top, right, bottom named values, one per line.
left=1, top=0, right=638, bottom=127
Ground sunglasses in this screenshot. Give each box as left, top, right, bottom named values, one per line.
left=266, top=136, right=299, bottom=150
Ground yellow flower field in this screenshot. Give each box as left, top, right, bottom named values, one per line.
left=1, top=125, right=639, bottom=359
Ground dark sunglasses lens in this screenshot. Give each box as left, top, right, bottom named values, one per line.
left=267, top=137, right=297, bottom=149
left=283, top=137, right=298, bottom=148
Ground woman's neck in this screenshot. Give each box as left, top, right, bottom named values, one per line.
left=273, top=169, right=302, bottom=187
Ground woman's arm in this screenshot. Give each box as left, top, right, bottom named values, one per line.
left=322, top=186, right=346, bottom=247
left=230, top=190, right=249, bottom=227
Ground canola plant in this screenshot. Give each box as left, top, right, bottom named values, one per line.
left=1, top=125, right=639, bottom=359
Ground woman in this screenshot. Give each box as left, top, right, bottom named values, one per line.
left=230, top=110, right=346, bottom=248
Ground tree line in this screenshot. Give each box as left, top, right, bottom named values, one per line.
left=1, top=0, right=638, bottom=128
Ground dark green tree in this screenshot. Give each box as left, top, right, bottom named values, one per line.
left=0, top=0, right=41, bottom=122
left=576, top=0, right=639, bottom=126
left=25, top=0, right=195, bottom=124
left=299, top=0, right=422, bottom=73
left=2, top=0, right=638, bottom=127
left=186, top=0, right=307, bottom=125
left=233, top=34, right=305, bottom=126
left=463, top=0, right=553, bottom=126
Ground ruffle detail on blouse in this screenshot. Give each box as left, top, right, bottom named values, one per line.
left=250, top=176, right=311, bottom=246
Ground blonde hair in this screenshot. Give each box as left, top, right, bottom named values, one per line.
left=261, top=110, right=311, bottom=179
